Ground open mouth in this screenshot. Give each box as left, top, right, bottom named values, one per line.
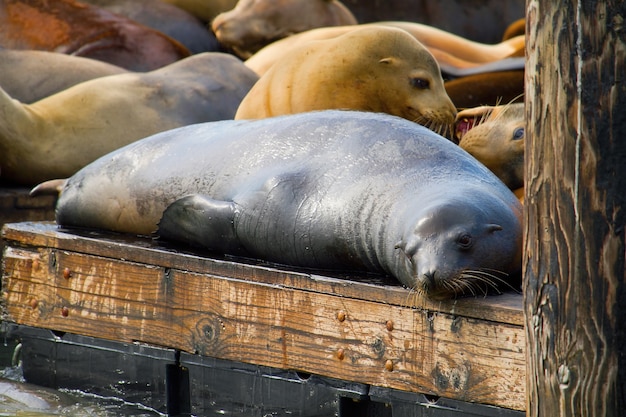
left=454, top=116, right=479, bottom=142
left=454, top=107, right=493, bottom=143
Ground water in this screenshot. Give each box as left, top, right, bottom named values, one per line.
left=0, top=341, right=165, bottom=417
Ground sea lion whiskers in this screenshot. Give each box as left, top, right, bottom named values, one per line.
left=437, top=274, right=480, bottom=298
left=410, top=114, right=451, bottom=138
left=453, top=268, right=520, bottom=297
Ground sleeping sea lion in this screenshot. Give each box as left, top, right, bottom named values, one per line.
left=211, top=0, right=357, bottom=58
left=55, top=110, right=523, bottom=300
left=0, top=53, right=258, bottom=186
left=235, top=26, right=457, bottom=133
left=80, top=0, right=220, bottom=54
left=0, top=49, right=127, bottom=103
left=244, top=22, right=525, bottom=76
left=0, top=0, right=190, bottom=71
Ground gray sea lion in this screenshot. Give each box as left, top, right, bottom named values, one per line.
left=0, top=49, right=127, bottom=103
left=55, top=110, right=523, bottom=300
left=455, top=103, right=524, bottom=194
left=0, top=53, right=259, bottom=186
left=161, top=0, right=238, bottom=22
left=80, top=0, right=220, bottom=54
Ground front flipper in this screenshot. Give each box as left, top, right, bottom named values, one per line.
left=157, top=194, right=243, bottom=253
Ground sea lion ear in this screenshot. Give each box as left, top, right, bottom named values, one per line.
left=394, top=240, right=404, bottom=250
left=486, top=224, right=503, bottom=233
left=157, top=194, right=242, bottom=252
left=379, top=57, right=394, bottom=65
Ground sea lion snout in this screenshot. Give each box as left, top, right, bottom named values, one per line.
left=393, top=195, right=522, bottom=299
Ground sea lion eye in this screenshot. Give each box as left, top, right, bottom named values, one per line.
left=457, top=233, right=473, bottom=250
left=410, top=78, right=430, bottom=89
left=512, top=127, right=524, bottom=140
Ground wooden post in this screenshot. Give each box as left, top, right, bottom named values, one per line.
left=524, top=0, right=626, bottom=416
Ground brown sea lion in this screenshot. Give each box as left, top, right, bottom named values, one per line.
left=455, top=103, right=525, bottom=193
left=235, top=26, right=457, bottom=132
left=0, top=49, right=127, bottom=103
left=345, top=1, right=524, bottom=44
left=0, top=53, right=259, bottom=186
left=244, top=22, right=525, bottom=76
left=443, top=64, right=524, bottom=109
left=212, top=0, right=357, bottom=59
left=502, top=18, right=526, bottom=41
left=0, top=0, right=190, bottom=71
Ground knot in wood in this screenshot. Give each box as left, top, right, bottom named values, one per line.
left=557, top=364, right=570, bottom=387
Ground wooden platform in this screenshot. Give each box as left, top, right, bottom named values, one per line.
left=1, top=221, right=525, bottom=412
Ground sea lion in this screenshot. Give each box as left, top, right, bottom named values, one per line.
left=244, top=22, right=525, bottom=76
left=161, top=0, right=238, bottom=22
left=0, top=0, right=190, bottom=71
left=80, top=0, right=221, bottom=54
left=0, top=53, right=259, bottom=186
left=55, top=110, right=523, bottom=300
left=235, top=26, right=457, bottom=133
left=344, top=2, right=524, bottom=45
left=0, top=49, right=127, bottom=103
left=455, top=103, right=525, bottom=193
left=502, top=18, right=526, bottom=41
left=211, top=0, right=357, bottom=59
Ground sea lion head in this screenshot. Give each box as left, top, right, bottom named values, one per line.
left=455, top=103, right=525, bottom=190
left=351, top=26, right=457, bottom=134
left=212, top=0, right=357, bottom=59
left=394, top=189, right=522, bottom=299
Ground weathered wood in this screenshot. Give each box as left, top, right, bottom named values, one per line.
left=524, top=0, right=626, bottom=416
left=2, top=222, right=526, bottom=410
left=1, top=222, right=524, bottom=325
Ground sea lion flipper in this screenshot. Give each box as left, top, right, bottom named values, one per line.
left=157, top=194, right=241, bottom=252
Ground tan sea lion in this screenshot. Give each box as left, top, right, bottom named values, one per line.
left=0, top=49, right=128, bottom=103
left=212, top=0, right=357, bottom=59
left=235, top=26, right=457, bottom=132
left=244, top=22, right=525, bottom=76
left=455, top=103, right=525, bottom=195
left=0, top=53, right=259, bottom=186
left=0, top=0, right=190, bottom=71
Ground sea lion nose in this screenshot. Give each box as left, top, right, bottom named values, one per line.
left=420, top=270, right=437, bottom=291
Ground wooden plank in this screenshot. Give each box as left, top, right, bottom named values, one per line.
left=3, top=244, right=525, bottom=410
left=2, top=222, right=524, bottom=326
